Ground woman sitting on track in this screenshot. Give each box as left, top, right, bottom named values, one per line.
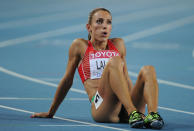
left=31, top=8, right=164, bottom=129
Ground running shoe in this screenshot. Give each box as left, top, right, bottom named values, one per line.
left=129, top=111, right=145, bottom=128
left=144, top=112, right=164, bottom=129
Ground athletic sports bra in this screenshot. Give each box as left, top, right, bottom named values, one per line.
left=78, top=40, right=120, bottom=83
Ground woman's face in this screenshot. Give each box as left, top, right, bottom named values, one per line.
left=87, top=10, right=112, bottom=42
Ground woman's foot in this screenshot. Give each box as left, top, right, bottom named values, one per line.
left=144, top=112, right=164, bottom=129
left=129, top=111, right=145, bottom=128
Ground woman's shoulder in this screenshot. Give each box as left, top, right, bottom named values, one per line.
left=70, top=38, right=88, bottom=51
left=71, top=38, right=88, bottom=47
left=110, top=38, right=124, bottom=44
left=109, top=38, right=126, bottom=55
left=69, top=38, right=88, bottom=56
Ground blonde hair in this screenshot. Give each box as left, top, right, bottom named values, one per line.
left=87, top=8, right=111, bottom=40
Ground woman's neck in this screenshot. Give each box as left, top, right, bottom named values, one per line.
left=90, top=39, right=108, bottom=51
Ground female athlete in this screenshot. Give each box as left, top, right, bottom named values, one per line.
left=31, top=8, right=164, bottom=129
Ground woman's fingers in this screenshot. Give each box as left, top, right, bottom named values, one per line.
left=30, top=112, right=51, bottom=118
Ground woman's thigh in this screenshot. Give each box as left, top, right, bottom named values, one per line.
left=91, top=56, right=124, bottom=123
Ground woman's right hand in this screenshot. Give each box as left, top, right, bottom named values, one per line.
left=30, top=112, right=53, bottom=118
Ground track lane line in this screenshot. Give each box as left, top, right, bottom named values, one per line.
left=1, top=4, right=192, bottom=29
left=0, top=97, right=88, bottom=101
left=128, top=71, right=194, bottom=90
left=1, top=12, right=194, bottom=48
left=0, top=11, right=86, bottom=29
left=123, top=15, right=194, bottom=43
left=0, top=66, right=86, bottom=94
left=158, top=106, right=194, bottom=115
left=39, top=124, right=93, bottom=127
left=0, top=24, right=85, bottom=48
left=0, top=66, right=194, bottom=116
left=0, top=104, right=130, bottom=131
left=1, top=66, right=193, bottom=90
left=1, top=97, right=194, bottom=115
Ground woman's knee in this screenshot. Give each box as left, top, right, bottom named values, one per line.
left=107, top=56, right=124, bottom=70
left=140, top=65, right=158, bottom=84
left=140, top=65, right=156, bottom=76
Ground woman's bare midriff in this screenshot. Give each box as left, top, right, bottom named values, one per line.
left=83, top=79, right=100, bottom=101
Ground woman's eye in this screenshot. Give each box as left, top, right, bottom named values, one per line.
left=107, top=20, right=112, bottom=24
left=96, top=18, right=103, bottom=24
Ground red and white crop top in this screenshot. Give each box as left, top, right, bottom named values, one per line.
left=78, top=40, right=120, bottom=83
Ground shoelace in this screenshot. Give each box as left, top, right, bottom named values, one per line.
left=150, top=112, right=162, bottom=120
left=130, top=111, right=145, bottom=120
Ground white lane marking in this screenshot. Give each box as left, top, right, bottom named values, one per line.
left=0, top=67, right=194, bottom=116
left=131, top=42, right=180, bottom=50
left=0, top=104, right=35, bottom=114
left=0, top=24, right=84, bottom=48
left=0, top=97, right=88, bottom=101
left=52, top=117, right=130, bottom=131
left=1, top=102, right=194, bottom=118
left=67, top=98, right=88, bottom=101
left=0, top=97, right=52, bottom=100
left=0, top=2, right=69, bottom=18
left=192, top=49, right=194, bottom=58
left=0, top=105, right=130, bottom=131
left=1, top=8, right=194, bottom=48
left=38, top=77, right=61, bottom=82
left=114, top=4, right=194, bottom=25
left=158, top=106, right=194, bottom=115
left=128, top=71, right=194, bottom=90
left=0, top=11, right=86, bottom=29
left=0, top=66, right=86, bottom=94
left=1, top=66, right=193, bottom=91
left=40, top=124, right=92, bottom=127
left=123, top=15, right=194, bottom=43
left=157, top=79, right=194, bottom=90
left=3, top=96, right=194, bottom=115
left=0, top=4, right=191, bottom=29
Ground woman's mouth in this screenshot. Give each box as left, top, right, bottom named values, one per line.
left=101, top=32, right=108, bottom=37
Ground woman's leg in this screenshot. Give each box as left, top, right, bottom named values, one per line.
left=131, top=66, right=164, bottom=129
left=131, top=65, right=158, bottom=113
left=118, top=65, right=159, bottom=123
left=91, top=56, right=136, bottom=123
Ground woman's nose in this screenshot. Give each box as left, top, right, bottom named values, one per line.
left=103, top=23, right=107, bottom=29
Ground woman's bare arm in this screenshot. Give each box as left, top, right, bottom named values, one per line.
left=31, top=39, right=82, bottom=118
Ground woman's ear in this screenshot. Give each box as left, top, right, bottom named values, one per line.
left=86, top=24, right=91, bottom=32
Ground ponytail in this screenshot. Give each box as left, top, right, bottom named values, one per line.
left=88, top=33, right=91, bottom=40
